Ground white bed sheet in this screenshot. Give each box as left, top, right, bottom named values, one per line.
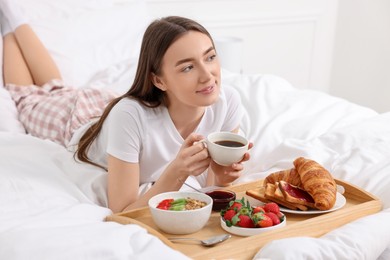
left=0, top=132, right=188, bottom=260
left=2, top=73, right=390, bottom=259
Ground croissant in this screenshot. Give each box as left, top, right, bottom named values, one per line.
left=293, top=157, right=337, bottom=210
left=263, top=168, right=302, bottom=188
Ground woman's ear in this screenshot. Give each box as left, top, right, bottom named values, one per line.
left=151, top=73, right=167, bottom=91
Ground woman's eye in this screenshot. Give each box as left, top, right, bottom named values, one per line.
left=207, top=54, right=217, bottom=62
left=182, top=65, right=193, bottom=72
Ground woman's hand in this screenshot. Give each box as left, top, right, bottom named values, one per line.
left=168, top=133, right=211, bottom=181
left=210, top=142, right=253, bottom=186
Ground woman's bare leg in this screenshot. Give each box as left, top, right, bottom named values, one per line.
left=1, top=0, right=62, bottom=87
left=13, top=24, right=62, bottom=86
left=3, top=32, right=33, bottom=85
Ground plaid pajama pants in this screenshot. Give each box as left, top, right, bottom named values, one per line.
left=5, top=80, right=118, bottom=146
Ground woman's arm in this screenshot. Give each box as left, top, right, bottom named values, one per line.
left=107, top=133, right=210, bottom=213
left=107, top=155, right=184, bottom=212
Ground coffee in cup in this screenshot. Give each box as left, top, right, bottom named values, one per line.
left=203, top=132, right=249, bottom=166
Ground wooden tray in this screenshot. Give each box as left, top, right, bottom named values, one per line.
left=105, top=179, right=382, bottom=259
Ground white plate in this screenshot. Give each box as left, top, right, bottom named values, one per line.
left=220, top=215, right=286, bottom=237
left=279, top=192, right=346, bottom=215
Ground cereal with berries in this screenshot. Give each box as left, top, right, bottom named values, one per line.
left=156, top=198, right=207, bottom=211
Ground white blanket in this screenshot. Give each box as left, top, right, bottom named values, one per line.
left=2, top=73, right=390, bottom=259
left=221, top=72, right=390, bottom=259
left=0, top=133, right=188, bottom=260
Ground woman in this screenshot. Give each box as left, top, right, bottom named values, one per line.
left=2, top=1, right=252, bottom=213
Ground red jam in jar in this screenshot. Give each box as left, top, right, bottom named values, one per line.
left=206, top=190, right=236, bottom=211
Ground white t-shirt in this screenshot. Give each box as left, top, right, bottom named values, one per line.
left=70, top=85, right=243, bottom=186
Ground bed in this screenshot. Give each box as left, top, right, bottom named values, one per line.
left=1, top=0, right=390, bottom=259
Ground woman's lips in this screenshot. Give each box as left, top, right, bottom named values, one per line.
left=196, top=85, right=214, bottom=94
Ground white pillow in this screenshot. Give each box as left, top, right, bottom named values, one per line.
left=17, top=0, right=151, bottom=93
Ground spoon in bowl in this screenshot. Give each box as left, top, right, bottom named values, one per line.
left=168, top=234, right=231, bottom=247
left=182, top=182, right=204, bottom=193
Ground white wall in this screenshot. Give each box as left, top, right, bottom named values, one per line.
left=330, top=0, right=390, bottom=113
left=146, top=0, right=338, bottom=92
left=146, top=0, right=390, bottom=113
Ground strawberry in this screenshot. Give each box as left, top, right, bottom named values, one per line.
left=253, top=206, right=265, bottom=214
left=238, top=206, right=251, bottom=216
left=252, top=212, right=265, bottom=221
left=156, top=199, right=174, bottom=210
left=276, top=211, right=285, bottom=221
left=265, top=212, right=280, bottom=225
left=222, top=209, right=236, bottom=222
left=229, top=201, right=243, bottom=211
left=255, top=214, right=273, bottom=228
left=264, top=202, right=280, bottom=214
left=235, top=215, right=255, bottom=228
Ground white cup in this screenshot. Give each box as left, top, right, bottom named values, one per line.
left=203, top=132, right=249, bottom=166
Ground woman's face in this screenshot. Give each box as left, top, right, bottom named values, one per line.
left=153, top=31, right=221, bottom=109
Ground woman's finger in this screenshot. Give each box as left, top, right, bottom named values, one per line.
left=231, top=163, right=244, bottom=171
left=182, top=133, right=204, bottom=148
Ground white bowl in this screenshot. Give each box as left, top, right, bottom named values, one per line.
left=220, top=215, right=286, bottom=237
left=148, top=191, right=213, bottom=235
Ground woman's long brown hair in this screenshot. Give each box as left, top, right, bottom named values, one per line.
left=75, top=16, right=214, bottom=169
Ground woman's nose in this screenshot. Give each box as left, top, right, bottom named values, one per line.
left=198, top=64, right=213, bottom=83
